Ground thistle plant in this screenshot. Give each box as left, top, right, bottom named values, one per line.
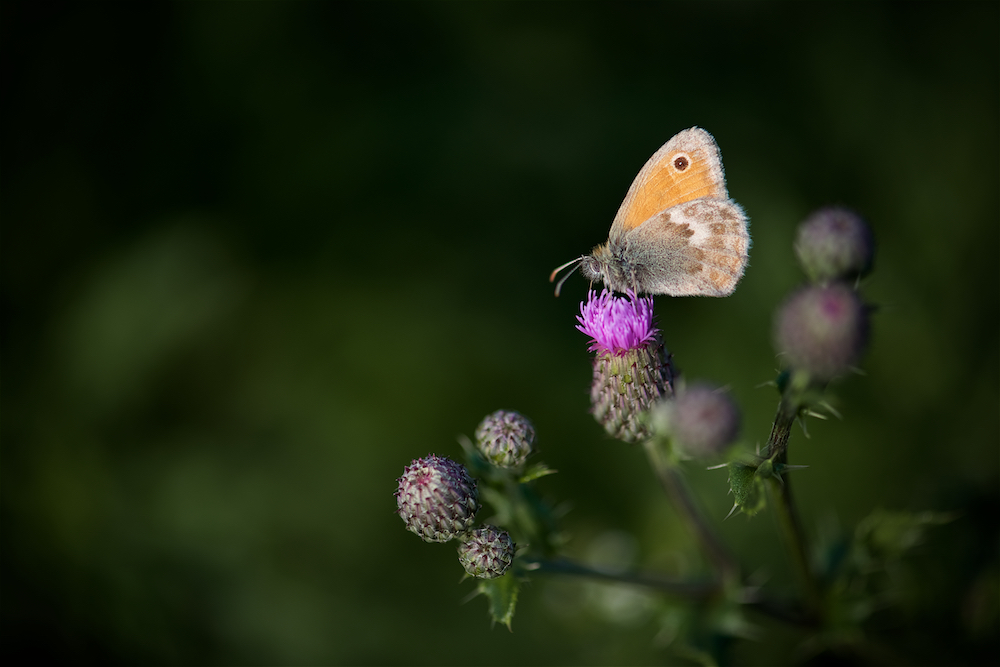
left=393, top=206, right=951, bottom=661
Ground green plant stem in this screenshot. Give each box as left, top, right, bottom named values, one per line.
left=522, top=557, right=719, bottom=599
left=522, top=557, right=815, bottom=627
left=765, top=394, right=823, bottom=621
left=642, top=439, right=739, bottom=582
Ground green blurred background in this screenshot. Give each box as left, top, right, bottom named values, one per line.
left=2, top=2, right=997, bottom=664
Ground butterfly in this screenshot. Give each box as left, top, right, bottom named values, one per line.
left=551, top=127, right=750, bottom=296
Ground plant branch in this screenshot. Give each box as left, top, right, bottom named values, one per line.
left=764, top=389, right=823, bottom=621
left=642, top=439, right=740, bottom=582
left=522, top=557, right=817, bottom=627
left=521, top=557, right=719, bottom=599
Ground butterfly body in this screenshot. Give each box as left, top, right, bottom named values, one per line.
left=553, top=127, right=750, bottom=297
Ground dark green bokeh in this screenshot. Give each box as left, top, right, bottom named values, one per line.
left=2, top=2, right=997, bottom=664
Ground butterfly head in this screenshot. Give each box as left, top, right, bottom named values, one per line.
left=581, top=242, right=643, bottom=294
left=551, top=242, right=643, bottom=296
left=579, top=244, right=610, bottom=285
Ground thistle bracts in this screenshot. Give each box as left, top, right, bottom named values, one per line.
left=458, top=525, right=516, bottom=579
left=396, top=455, right=479, bottom=543
left=475, top=410, right=536, bottom=469
left=589, top=337, right=673, bottom=442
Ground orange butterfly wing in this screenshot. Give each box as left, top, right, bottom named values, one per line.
left=611, top=127, right=729, bottom=233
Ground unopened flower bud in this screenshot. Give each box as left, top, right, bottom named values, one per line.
left=396, top=455, right=479, bottom=543
left=795, top=207, right=874, bottom=283
left=458, top=525, right=516, bottom=579
left=654, top=384, right=741, bottom=458
left=774, top=283, right=869, bottom=381
left=475, top=410, right=536, bottom=468
left=576, top=290, right=674, bottom=442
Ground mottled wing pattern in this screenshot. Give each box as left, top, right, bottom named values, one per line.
left=627, top=198, right=750, bottom=296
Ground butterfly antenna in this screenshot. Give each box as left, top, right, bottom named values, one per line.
left=549, top=257, right=583, bottom=297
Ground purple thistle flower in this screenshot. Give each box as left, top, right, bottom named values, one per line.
left=576, top=290, right=674, bottom=442
left=576, top=289, right=658, bottom=356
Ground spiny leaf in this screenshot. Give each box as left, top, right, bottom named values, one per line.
left=519, top=463, right=557, bottom=484
left=477, top=573, right=519, bottom=630
left=728, top=461, right=766, bottom=517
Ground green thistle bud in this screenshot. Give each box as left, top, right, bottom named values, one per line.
left=458, top=525, right=516, bottom=579
left=655, top=384, right=741, bottom=458
left=396, top=455, right=479, bottom=543
left=475, top=410, right=536, bottom=469
left=774, top=283, right=870, bottom=381
left=577, top=290, right=674, bottom=442
left=795, top=207, right=874, bottom=283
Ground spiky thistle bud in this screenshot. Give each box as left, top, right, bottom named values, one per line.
left=774, top=283, right=869, bottom=381
left=475, top=410, right=536, bottom=469
left=396, top=455, right=479, bottom=543
left=795, top=207, right=874, bottom=283
left=458, top=525, right=516, bottom=579
left=654, top=384, right=741, bottom=458
left=576, top=290, right=674, bottom=442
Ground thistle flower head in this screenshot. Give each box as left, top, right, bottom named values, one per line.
left=577, top=290, right=674, bottom=442
left=457, top=525, right=516, bottom=579
left=774, top=283, right=870, bottom=381
left=795, top=207, right=874, bottom=283
left=653, top=384, right=741, bottom=458
left=475, top=410, right=536, bottom=469
left=576, top=289, right=658, bottom=356
left=396, top=455, right=479, bottom=543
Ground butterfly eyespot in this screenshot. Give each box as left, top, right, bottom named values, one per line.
left=673, top=154, right=690, bottom=171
